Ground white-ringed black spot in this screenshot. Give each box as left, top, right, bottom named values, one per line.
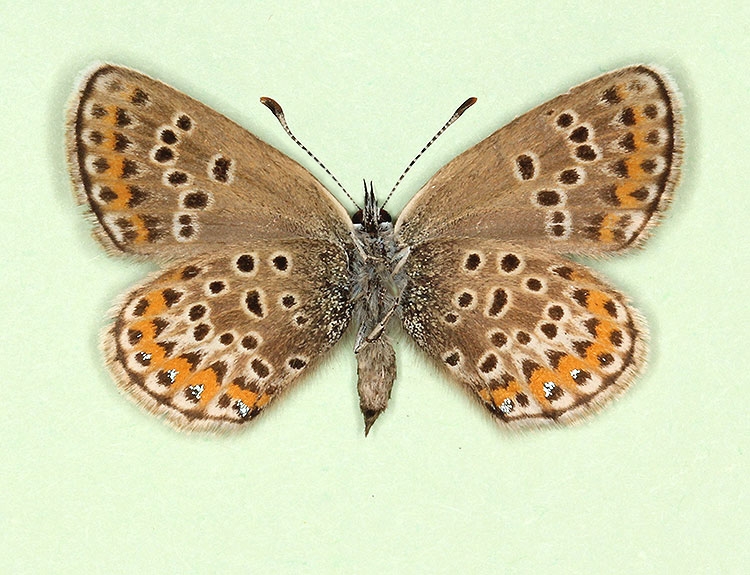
left=487, top=288, right=508, bottom=317
left=241, top=334, right=259, bottom=350
left=464, top=252, right=482, bottom=271
left=536, top=190, right=561, bottom=206
left=547, top=305, right=565, bottom=320
left=251, top=358, right=270, bottom=379
left=211, top=156, right=233, bottom=183
left=166, top=171, right=189, bottom=186
left=153, top=146, right=174, bottom=163
left=489, top=330, right=507, bottom=348
left=281, top=294, right=297, bottom=308
left=500, top=253, right=521, bottom=273
left=188, top=304, right=206, bottom=321
left=272, top=254, right=289, bottom=272
left=479, top=354, right=498, bottom=373
left=568, top=125, right=589, bottom=142
left=160, top=128, right=178, bottom=144
left=516, top=154, right=536, bottom=180
left=575, top=145, right=597, bottom=161
left=444, top=351, right=461, bottom=367
left=175, top=114, right=192, bottom=131
left=456, top=291, right=474, bottom=308
left=219, top=333, right=234, bottom=345
left=559, top=168, right=581, bottom=185
left=208, top=280, right=226, bottom=294
left=525, top=278, right=543, bottom=292
left=444, top=313, right=459, bottom=324
left=193, top=323, right=210, bottom=341
left=540, top=323, right=558, bottom=339
left=516, top=331, right=531, bottom=345
left=162, top=288, right=182, bottom=307
left=288, top=357, right=307, bottom=370
left=181, top=190, right=210, bottom=210
left=244, top=290, right=264, bottom=317
left=556, top=112, right=575, bottom=128
left=235, top=254, right=255, bottom=274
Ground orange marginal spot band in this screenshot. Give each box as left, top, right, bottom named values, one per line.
left=585, top=290, right=616, bottom=318
left=598, top=213, right=621, bottom=243
left=614, top=180, right=648, bottom=209
left=488, top=378, right=522, bottom=408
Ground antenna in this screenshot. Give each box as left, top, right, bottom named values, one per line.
left=260, top=97, right=360, bottom=209
left=381, top=97, right=477, bottom=209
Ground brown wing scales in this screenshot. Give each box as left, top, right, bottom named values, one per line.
left=398, top=239, right=646, bottom=427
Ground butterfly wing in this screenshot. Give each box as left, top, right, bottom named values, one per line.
left=395, top=66, right=682, bottom=255
left=105, top=242, right=351, bottom=430
left=66, top=64, right=353, bottom=258
left=398, top=239, right=646, bottom=426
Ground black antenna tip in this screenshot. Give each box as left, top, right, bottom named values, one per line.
left=260, top=96, right=284, bottom=118
left=455, top=97, right=477, bottom=117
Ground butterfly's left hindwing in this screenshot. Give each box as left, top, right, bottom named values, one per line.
left=398, top=239, right=646, bottom=427
left=104, top=241, right=351, bottom=431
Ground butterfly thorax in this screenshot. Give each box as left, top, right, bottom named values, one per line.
left=348, top=186, right=407, bottom=434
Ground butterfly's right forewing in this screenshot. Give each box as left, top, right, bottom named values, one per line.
left=396, top=66, right=682, bottom=255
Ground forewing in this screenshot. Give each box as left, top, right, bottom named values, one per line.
left=67, top=64, right=352, bottom=258
left=398, top=240, right=646, bottom=427
left=395, top=66, right=682, bottom=255
left=104, top=241, right=351, bottom=431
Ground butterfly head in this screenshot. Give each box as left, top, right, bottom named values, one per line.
left=351, top=180, right=392, bottom=234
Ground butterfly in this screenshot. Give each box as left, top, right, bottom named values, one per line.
left=66, top=63, right=682, bottom=434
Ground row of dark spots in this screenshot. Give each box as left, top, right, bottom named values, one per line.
left=115, top=215, right=163, bottom=243
left=177, top=214, right=195, bottom=239
left=132, top=288, right=182, bottom=317
left=98, top=184, right=147, bottom=208
left=91, top=156, right=139, bottom=179
left=572, top=339, right=615, bottom=367
left=127, top=316, right=168, bottom=346
left=235, top=254, right=289, bottom=274
left=565, top=126, right=597, bottom=161
left=211, top=156, right=232, bottom=183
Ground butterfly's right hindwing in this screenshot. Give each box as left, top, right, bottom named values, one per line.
left=104, top=241, right=351, bottom=431
left=66, top=64, right=353, bottom=259
left=397, top=239, right=646, bottom=427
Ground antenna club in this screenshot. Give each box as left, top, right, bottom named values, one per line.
left=456, top=97, right=477, bottom=116
left=260, top=97, right=284, bottom=118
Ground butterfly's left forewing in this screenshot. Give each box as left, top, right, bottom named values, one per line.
left=398, top=239, right=646, bottom=426
left=66, top=64, right=352, bottom=258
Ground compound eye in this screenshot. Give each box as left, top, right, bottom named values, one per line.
left=352, top=210, right=364, bottom=224
left=379, top=209, right=392, bottom=223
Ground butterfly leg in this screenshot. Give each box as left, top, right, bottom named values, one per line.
left=353, top=246, right=410, bottom=352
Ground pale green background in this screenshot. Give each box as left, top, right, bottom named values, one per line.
left=1, top=1, right=747, bottom=573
